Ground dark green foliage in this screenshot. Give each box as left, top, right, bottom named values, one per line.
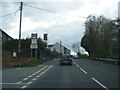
left=3, top=39, right=18, bottom=52
left=77, top=52, right=88, bottom=58
left=2, top=38, right=55, bottom=58
left=81, top=15, right=118, bottom=59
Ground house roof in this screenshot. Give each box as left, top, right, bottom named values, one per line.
left=48, top=42, right=71, bottom=51
left=0, top=28, right=14, bottom=39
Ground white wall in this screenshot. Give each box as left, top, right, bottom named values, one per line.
left=50, top=43, right=64, bottom=54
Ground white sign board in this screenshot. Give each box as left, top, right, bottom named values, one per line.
left=13, top=52, right=17, bottom=57
left=31, top=39, right=37, bottom=44
left=31, top=33, right=37, bottom=44
left=30, top=44, right=38, bottom=49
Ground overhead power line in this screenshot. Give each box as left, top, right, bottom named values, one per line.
left=2, top=9, right=20, bottom=17
left=23, top=4, right=87, bottom=18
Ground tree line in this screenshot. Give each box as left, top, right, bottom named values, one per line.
left=2, top=38, right=58, bottom=59
left=81, top=15, right=118, bottom=59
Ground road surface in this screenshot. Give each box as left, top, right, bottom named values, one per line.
left=2, top=58, right=119, bottom=89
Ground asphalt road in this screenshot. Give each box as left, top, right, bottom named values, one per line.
left=2, top=58, right=119, bottom=89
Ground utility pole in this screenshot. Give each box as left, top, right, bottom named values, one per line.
left=18, top=2, right=23, bottom=57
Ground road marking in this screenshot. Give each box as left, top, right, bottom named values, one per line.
left=36, top=75, right=40, bottom=78
left=23, top=78, right=28, bottom=81
left=28, top=75, right=32, bottom=78
left=35, top=71, right=39, bottom=74
left=26, top=81, right=32, bottom=85
left=91, top=77, right=109, bottom=90
left=19, top=65, right=52, bottom=89
left=37, top=66, right=48, bottom=73
left=80, top=68, right=87, bottom=74
left=16, top=81, right=22, bottom=84
left=21, top=66, right=48, bottom=81
left=40, top=72, right=45, bottom=75
left=32, top=78, right=37, bottom=81
left=0, top=83, right=27, bottom=85
left=73, top=60, right=87, bottom=74
left=0, top=83, right=19, bottom=85
left=73, top=60, right=76, bottom=64
left=73, top=60, right=79, bottom=67
left=20, top=85, right=28, bottom=89
left=39, top=65, right=53, bottom=76
left=32, top=73, right=36, bottom=76
left=76, top=64, right=79, bottom=67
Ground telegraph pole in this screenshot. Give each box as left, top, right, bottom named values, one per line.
left=18, top=2, right=23, bottom=57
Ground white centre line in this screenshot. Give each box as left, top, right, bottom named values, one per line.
left=76, top=64, right=79, bottom=67
left=73, top=60, right=87, bottom=74
left=80, top=68, right=87, bottom=74
left=92, top=77, right=109, bottom=90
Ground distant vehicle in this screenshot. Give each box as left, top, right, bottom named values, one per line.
left=60, top=54, right=72, bottom=66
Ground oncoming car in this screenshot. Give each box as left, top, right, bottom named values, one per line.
left=60, top=54, right=72, bottom=66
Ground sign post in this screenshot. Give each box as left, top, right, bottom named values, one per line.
left=30, top=33, right=38, bottom=58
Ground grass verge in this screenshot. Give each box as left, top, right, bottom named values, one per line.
left=21, top=59, right=44, bottom=67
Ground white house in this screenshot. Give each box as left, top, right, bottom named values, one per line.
left=47, top=42, right=70, bottom=55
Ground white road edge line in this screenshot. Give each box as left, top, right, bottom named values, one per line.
left=91, top=77, right=109, bottom=90
left=76, top=64, right=79, bottom=67
left=80, top=68, right=87, bottom=74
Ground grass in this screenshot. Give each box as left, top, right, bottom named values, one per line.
left=21, top=59, right=44, bottom=67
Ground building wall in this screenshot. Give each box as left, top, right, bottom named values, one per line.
left=50, top=43, right=64, bottom=54
left=49, top=43, right=70, bottom=55
left=64, top=47, right=70, bottom=54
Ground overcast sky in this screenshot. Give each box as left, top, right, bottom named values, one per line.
left=0, top=0, right=120, bottom=53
